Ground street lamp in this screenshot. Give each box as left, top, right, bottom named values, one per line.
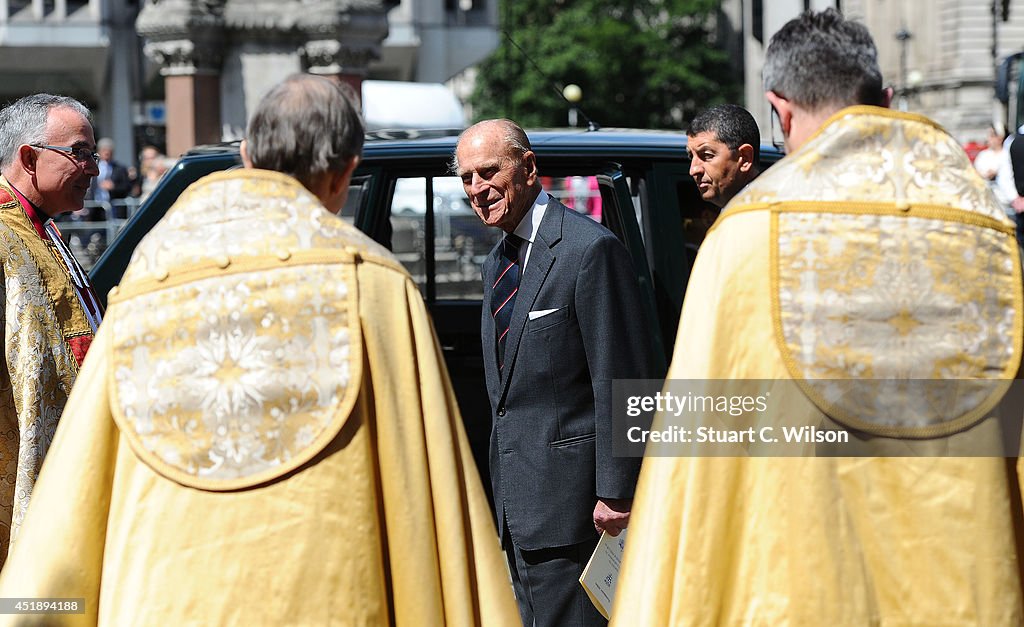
left=563, top=83, right=582, bottom=127
left=906, top=69, right=923, bottom=103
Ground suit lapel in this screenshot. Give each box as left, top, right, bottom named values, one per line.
left=498, top=200, right=565, bottom=393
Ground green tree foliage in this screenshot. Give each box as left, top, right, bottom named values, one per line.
left=469, top=0, right=740, bottom=129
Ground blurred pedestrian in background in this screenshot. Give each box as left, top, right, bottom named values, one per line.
left=974, top=126, right=1005, bottom=182
left=975, top=125, right=1018, bottom=226
left=135, top=144, right=165, bottom=200
left=88, top=137, right=133, bottom=218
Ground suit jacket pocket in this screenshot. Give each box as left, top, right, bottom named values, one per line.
left=549, top=432, right=596, bottom=448
left=527, top=306, right=569, bottom=332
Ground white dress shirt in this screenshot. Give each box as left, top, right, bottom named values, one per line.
left=510, top=188, right=549, bottom=273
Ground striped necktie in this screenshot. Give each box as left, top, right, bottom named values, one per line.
left=492, top=233, right=523, bottom=370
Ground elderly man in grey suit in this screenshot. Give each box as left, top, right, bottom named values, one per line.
left=455, top=119, right=655, bottom=627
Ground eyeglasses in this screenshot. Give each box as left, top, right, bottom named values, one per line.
left=30, top=144, right=100, bottom=164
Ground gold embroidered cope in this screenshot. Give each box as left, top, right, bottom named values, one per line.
left=733, top=106, right=1023, bottom=437
left=0, top=170, right=519, bottom=626
left=613, top=107, right=1024, bottom=627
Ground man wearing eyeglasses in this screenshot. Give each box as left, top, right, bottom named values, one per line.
left=0, top=93, right=103, bottom=566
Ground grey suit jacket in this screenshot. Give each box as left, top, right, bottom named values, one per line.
left=482, top=198, right=654, bottom=551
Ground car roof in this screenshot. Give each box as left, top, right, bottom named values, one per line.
left=183, top=127, right=782, bottom=165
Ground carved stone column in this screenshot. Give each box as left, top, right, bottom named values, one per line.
left=299, top=39, right=379, bottom=100
left=139, top=0, right=391, bottom=152
left=296, top=5, right=389, bottom=101
left=137, top=0, right=225, bottom=157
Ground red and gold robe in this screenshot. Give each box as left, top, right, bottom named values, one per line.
left=0, top=176, right=98, bottom=565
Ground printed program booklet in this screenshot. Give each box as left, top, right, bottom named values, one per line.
left=579, top=529, right=627, bottom=619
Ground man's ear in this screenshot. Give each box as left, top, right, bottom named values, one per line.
left=737, top=143, right=755, bottom=172
left=329, top=155, right=360, bottom=197
left=18, top=144, right=38, bottom=176
left=522, top=150, right=538, bottom=186
left=765, top=91, right=793, bottom=137
left=239, top=139, right=253, bottom=169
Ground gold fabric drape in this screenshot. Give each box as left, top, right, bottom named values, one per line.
left=0, top=170, right=518, bottom=626
left=613, top=107, right=1024, bottom=626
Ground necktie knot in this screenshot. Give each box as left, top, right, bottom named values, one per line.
left=502, top=233, right=523, bottom=262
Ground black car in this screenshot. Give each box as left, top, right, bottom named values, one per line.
left=90, top=128, right=781, bottom=484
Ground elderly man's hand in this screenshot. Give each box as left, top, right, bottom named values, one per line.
left=593, top=498, right=631, bottom=537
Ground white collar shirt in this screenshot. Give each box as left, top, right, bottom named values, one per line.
left=510, top=188, right=549, bottom=273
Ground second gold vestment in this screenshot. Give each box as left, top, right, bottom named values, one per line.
left=0, top=170, right=519, bottom=626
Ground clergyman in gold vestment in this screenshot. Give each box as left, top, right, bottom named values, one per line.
left=0, top=95, right=103, bottom=566
left=0, top=75, right=518, bottom=626
left=614, top=10, right=1024, bottom=626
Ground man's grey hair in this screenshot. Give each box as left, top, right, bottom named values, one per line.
left=0, top=94, right=93, bottom=171
left=245, top=74, right=364, bottom=189
left=687, top=104, right=761, bottom=167
left=762, top=8, right=884, bottom=112
left=451, top=119, right=532, bottom=174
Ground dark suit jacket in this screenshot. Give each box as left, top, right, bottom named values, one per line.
left=1011, top=134, right=1024, bottom=197
left=482, top=198, right=654, bottom=551
left=88, top=160, right=133, bottom=201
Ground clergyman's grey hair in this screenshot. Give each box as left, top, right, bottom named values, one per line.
left=0, top=94, right=93, bottom=172
left=451, top=118, right=533, bottom=174
left=687, top=104, right=761, bottom=167
left=246, top=74, right=365, bottom=189
left=762, top=8, right=884, bottom=111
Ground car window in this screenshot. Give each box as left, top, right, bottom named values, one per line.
left=389, top=176, right=501, bottom=300
left=541, top=175, right=603, bottom=222
left=389, top=177, right=427, bottom=289
left=388, top=173, right=626, bottom=302
left=339, top=175, right=371, bottom=224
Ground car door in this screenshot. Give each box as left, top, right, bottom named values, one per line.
left=596, top=166, right=666, bottom=369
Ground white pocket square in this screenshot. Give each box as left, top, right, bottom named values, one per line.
left=528, top=308, right=561, bottom=320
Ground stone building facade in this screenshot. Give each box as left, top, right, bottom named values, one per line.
left=136, top=0, right=393, bottom=156
left=728, top=0, right=1024, bottom=144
